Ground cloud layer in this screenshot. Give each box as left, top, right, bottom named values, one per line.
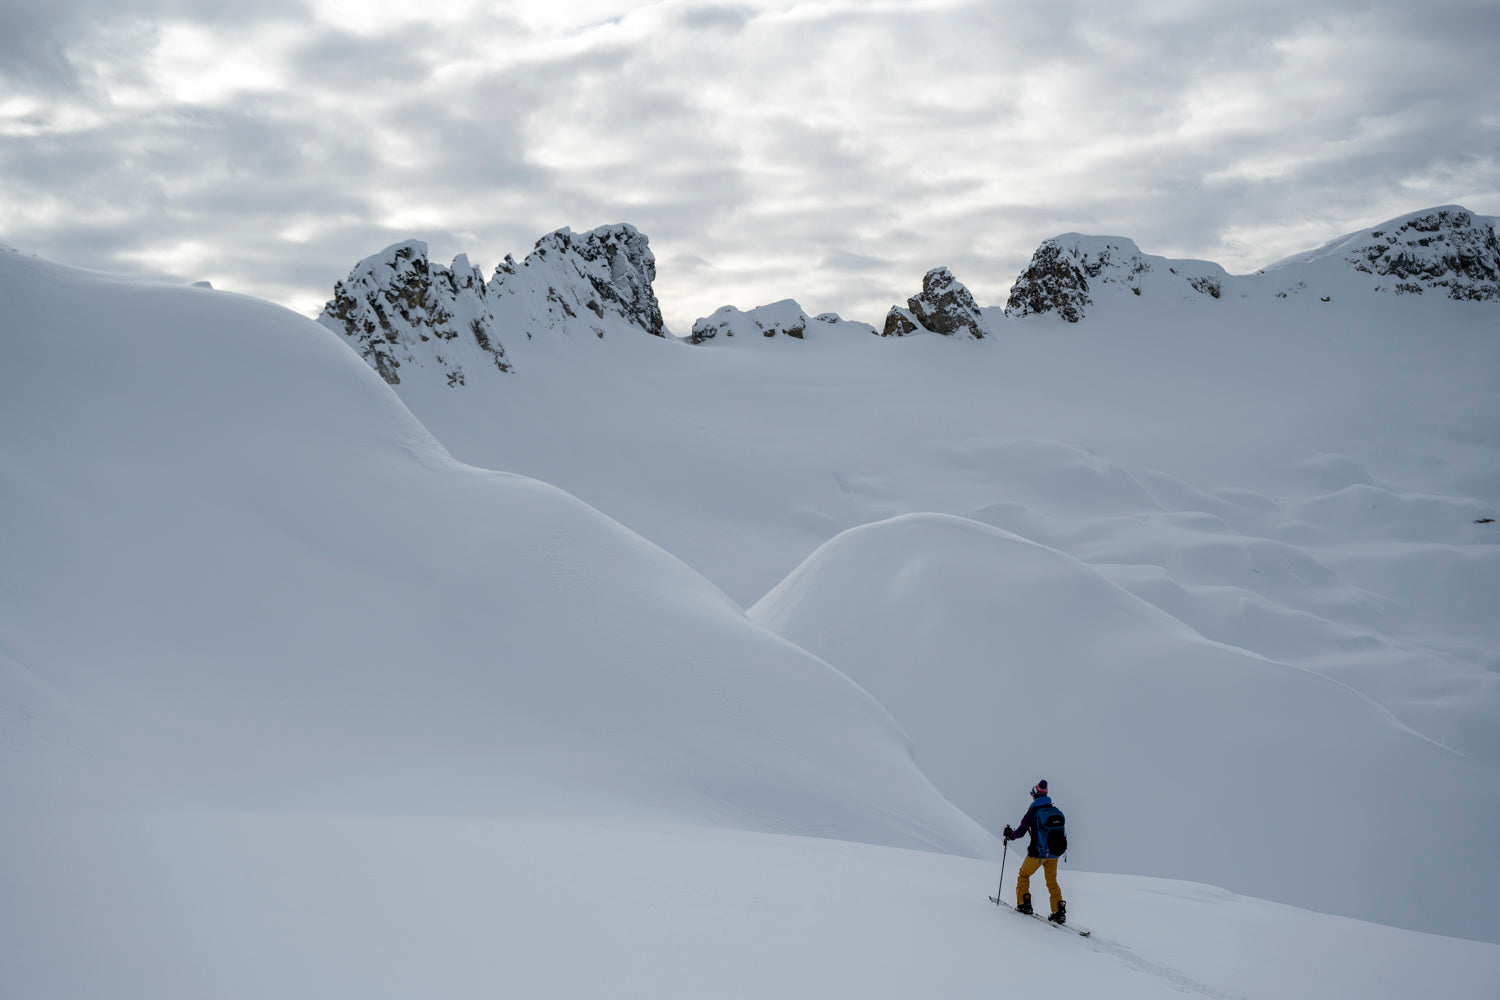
left=2, top=0, right=1497, bottom=330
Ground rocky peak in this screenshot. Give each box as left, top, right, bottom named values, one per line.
left=317, top=240, right=509, bottom=386
left=1004, top=240, right=1091, bottom=323
left=881, top=267, right=991, bottom=338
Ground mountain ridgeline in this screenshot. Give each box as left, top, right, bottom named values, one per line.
left=318, top=206, right=1500, bottom=385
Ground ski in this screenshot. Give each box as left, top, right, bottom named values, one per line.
left=988, top=897, right=1092, bottom=937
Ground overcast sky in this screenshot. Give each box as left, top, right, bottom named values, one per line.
left=2, top=0, right=1497, bottom=331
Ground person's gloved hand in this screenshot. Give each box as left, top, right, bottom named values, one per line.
left=1003, top=825, right=1014, bottom=839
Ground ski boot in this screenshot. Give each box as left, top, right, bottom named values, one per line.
left=1016, top=892, right=1033, bottom=915
left=1048, top=900, right=1067, bottom=925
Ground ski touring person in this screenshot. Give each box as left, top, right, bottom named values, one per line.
left=1003, top=779, right=1068, bottom=924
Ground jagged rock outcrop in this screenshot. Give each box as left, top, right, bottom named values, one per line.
left=490, top=224, right=665, bottom=339
left=1005, top=236, right=1229, bottom=321
left=318, top=241, right=509, bottom=386
left=320, top=224, right=666, bottom=386
left=880, top=267, right=991, bottom=338
left=1262, top=206, right=1500, bottom=301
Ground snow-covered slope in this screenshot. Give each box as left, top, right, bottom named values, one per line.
left=749, top=513, right=1500, bottom=941
left=0, top=245, right=989, bottom=853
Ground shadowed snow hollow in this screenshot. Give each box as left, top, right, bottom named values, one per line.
left=749, top=513, right=1500, bottom=942
left=0, top=247, right=991, bottom=855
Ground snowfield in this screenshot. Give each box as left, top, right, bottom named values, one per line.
left=8, top=813, right=1499, bottom=1000
left=4, top=204, right=1500, bottom=998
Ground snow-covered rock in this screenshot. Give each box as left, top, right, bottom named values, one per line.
left=319, top=224, right=665, bottom=386
left=689, top=301, right=879, bottom=344
left=1259, top=205, right=1500, bottom=302
left=690, top=299, right=813, bottom=343
left=880, top=267, right=991, bottom=338
left=318, top=240, right=508, bottom=386
left=1005, top=236, right=1229, bottom=321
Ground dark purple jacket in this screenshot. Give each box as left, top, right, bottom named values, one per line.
left=1006, top=795, right=1052, bottom=858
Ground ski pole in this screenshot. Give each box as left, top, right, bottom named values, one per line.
left=994, top=836, right=1008, bottom=905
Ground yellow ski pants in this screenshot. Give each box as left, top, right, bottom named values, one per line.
left=1016, top=856, right=1062, bottom=912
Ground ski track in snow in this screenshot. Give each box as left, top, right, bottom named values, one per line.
left=1072, top=928, right=1247, bottom=1000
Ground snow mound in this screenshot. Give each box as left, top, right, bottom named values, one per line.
left=0, top=248, right=991, bottom=855
left=749, top=513, right=1500, bottom=940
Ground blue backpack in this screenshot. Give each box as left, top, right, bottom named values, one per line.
left=1034, top=803, right=1067, bottom=859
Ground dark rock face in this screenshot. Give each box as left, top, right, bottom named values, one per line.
left=1005, top=241, right=1091, bottom=323
left=1340, top=208, right=1500, bottom=300
left=881, top=267, right=991, bottom=337
left=880, top=307, right=922, bottom=338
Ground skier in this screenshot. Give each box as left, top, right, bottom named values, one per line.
left=1003, top=779, right=1067, bottom=924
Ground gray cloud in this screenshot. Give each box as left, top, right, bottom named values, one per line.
left=0, top=0, right=1495, bottom=331
left=676, top=4, right=756, bottom=33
